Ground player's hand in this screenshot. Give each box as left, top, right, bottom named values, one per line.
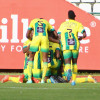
left=78, top=36, right=83, bottom=40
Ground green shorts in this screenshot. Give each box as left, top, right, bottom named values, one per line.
left=63, top=50, right=79, bottom=59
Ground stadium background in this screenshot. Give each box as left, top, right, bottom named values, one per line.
left=0, top=0, right=100, bottom=70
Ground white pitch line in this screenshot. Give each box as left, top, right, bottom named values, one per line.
left=0, top=87, right=99, bottom=90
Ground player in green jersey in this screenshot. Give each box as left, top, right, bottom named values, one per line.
left=26, top=18, right=58, bottom=83
left=58, top=10, right=86, bottom=85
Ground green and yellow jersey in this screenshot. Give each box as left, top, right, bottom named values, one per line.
left=58, top=19, right=85, bottom=50
left=23, top=39, right=31, bottom=70
left=28, top=18, right=55, bottom=38
left=48, top=42, right=60, bottom=67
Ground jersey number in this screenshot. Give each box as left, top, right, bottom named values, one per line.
left=37, top=21, right=44, bottom=33
left=67, top=29, right=72, bottom=38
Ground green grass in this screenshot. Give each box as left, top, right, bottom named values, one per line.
left=0, top=83, right=100, bottom=100
left=1, top=72, right=100, bottom=76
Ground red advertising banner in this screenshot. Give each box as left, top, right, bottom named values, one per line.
left=0, top=0, right=100, bottom=70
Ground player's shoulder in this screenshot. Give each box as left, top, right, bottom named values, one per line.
left=42, top=19, right=49, bottom=24
left=61, top=20, right=67, bottom=25
left=30, top=18, right=38, bottom=22
left=60, top=19, right=69, bottom=26
left=74, top=20, right=82, bottom=26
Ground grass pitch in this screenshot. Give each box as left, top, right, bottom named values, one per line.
left=0, top=83, right=100, bottom=100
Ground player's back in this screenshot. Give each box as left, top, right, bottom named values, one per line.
left=29, top=18, right=52, bottom=37
left=61, top=19, right=83, bottom=39
left=60, top=19, right=84, bottom=50
left=48, top=42, right=60, bottom=66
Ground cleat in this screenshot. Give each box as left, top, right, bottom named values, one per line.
left=66, top=69, right=72, bottom=82
left=88, top=75, right=97, bottom=83
left=57, top=76, right=67, bottom=83
left=19, top=75, right=24, bottom=83
left=32, top=77, right=40, bottom=83
left=71, top=81, right=76, bottom=86
left=1, top=75, right=9, bottom=83
left=26, top=79, right=32, bottom=83
left=50, top=76, right=59, bottom=83
left=41, top=79, right=45, bottom=83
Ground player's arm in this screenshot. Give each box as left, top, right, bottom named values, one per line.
left=26, top=30, right=32, bottom=39
left=26, top=20, right=34, bottom=39
left=55, top=44, right=61, bottom=59
left=23, top=45, right=30, bottom=54
left=52, top=30, right=58, bottom=39
left=78, top=30, right=86, bottom=40
left=49, top=36, right=59, bottom=43
left=48, top=23, right=58, bottom=39
left=55, top=49, right=60, bottom=59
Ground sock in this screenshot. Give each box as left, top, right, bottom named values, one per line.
left=42, top=62, right=48, bottom=81
left=27, top=61, right=33, bottom=80
left=9, top=77, right=20, bottom=83
left=64, top=63, right=71, bottom=76
left=72, top=63, right=77, bottom=82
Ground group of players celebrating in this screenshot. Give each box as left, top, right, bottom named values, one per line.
left=1, top=10, right=97, bottom=85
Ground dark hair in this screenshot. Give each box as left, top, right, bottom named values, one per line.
left=40, top=18, right=43, bottom=19
left=68, top=10, right=76, bottom=19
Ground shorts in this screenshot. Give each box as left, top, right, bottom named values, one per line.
left=63, top=50, right=79, bottom=59
left=30, top=35, right=49, bottom=53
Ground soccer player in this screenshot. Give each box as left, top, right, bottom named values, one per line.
left=23, top=31, right=33, bottom=81
left=26, top=18, right=58, bottom=83
left=58, top=10, right=86, bottom=85
left=1, top=31, right=40, bottom=83
left=23, top=30, right=43, bottom=83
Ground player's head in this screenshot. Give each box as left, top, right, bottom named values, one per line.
left=68, top=10, right=76, bottom=20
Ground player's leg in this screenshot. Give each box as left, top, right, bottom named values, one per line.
left=26, top=51, right=35, bottom=83
left=41, top=52, right=48, bottom=83
left=76, top=75, right=97, bottom=83
left=50, top=59, right=61, bottom=76
left=1, top=75, right=24, bottom=83
left=41, top=37, right=49, bottom=83
left=63, top=50, right=72, bottom=82
left=32, top=50, right=41, bottom=83
left=71, top=50, right=79, bottom=85
left=27, top=37, right=40, bottom=83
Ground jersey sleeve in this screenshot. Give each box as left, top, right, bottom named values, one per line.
left=28, top=20, right=34, bottom=30
left=23, top=41, right=28, bottom=49
left=78, top=23, right=85, bottom=34
left=57, top=22, right=65, bottom=34
left=23, top=40, right=31, bottom=49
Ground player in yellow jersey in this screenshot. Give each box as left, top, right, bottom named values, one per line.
left=23, top=35, right=32, bottom=81
left=58, top=10, right=86, bottom=85
left=26, top=18, right=58, bottom=83
left=48, top=42, right=61, bottom=76
left=1, top=31, right=40, bottom=83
